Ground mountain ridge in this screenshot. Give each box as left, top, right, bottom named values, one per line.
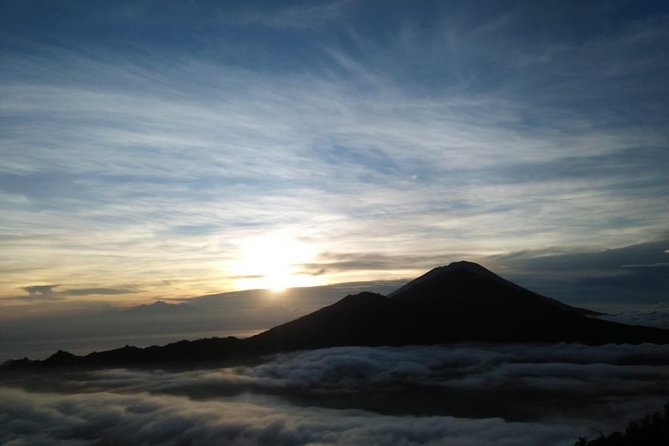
left=3, top=261, right=668, bottom=370
left=121, top=300, right=200, bottom=317
left=390, top=261, right=600, bottom=316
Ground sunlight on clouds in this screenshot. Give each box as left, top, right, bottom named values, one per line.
left=230, top=234, right=322, bottom=292
left=0, top=1, right=667, bottom=306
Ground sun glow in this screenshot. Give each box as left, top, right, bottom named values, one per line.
left=231, top=234, right=322, bottom=292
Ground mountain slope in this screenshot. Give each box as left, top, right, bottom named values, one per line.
left=247, top=261, right=668, bottom=351
left=390, top=261, right=598, bottom=315
left=3, top=261, right=668, bottom=370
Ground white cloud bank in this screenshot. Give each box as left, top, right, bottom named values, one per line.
left=2, top=343, right=668, bottom=445
left=0, top=387, right=579, bottom=446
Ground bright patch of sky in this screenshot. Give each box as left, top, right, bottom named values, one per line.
left=1, top=0, right=667, bottom=306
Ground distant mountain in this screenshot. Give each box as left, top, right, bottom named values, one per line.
left=3, top=261, right=669, bottom=370
left=122, top=300, right=200, bottom=317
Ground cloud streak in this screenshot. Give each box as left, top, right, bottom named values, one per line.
left=64, top=287, right=137, bottom=296
left=21, top=285, right=58, bottom=296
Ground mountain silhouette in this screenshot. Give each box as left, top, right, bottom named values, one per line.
left=3, top=261, right=669, bottom=370
left=245, top=261, right=666, bottom=353
left=121, top=300, right=200, bottom=318
left=389, top=261, right=598, bottom=316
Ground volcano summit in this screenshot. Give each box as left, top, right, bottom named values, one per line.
left=4, top=262, right=668, bottom=370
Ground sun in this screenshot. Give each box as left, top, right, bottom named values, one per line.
left=231, top=234, right=322, bottom=292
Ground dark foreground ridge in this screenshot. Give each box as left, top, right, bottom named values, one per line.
left=575, top=403, right=669, bottom=445
left=4, top=261, right=669, bottom=370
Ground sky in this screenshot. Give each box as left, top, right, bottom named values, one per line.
left=1, top=0, right=668, bottom=311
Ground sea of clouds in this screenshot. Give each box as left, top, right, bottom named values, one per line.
left=2, top=343, right=668, bottom=445
left=598, top=303, right=669, bottom=330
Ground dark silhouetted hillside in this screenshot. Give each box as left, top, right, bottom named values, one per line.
left=390, top=261, right=600, bottom=316
left=575, top=403, right=669, bottom=446
left=246, top=261, right=668, bottom=353
left=3, top=261, right=669, bottom=370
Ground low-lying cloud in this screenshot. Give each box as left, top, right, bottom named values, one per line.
left=599, top=303, right=669, bottom=330
left=2, top=343, right=668, bottom=445
left=492, top=239, right=669, bottom=304
left=16, top=284, right=137, bottom=300
left=0, top=387, right=580, bottom=446
left=64, top=287, right=137, bottom=296
left=21, top=284, right=58, bottom=297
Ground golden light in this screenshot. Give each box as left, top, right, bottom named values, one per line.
left=231, top=234, right=322, bottom=292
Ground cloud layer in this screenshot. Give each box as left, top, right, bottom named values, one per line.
left=2, top=343, right=668, bottom=445
left=0, top=387, right=579, bottom=446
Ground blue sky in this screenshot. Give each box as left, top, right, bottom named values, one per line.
left=1, top=0, right=667, bottom=308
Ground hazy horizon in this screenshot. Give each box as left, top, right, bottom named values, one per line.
left=2, top=268, right=669, bottom=363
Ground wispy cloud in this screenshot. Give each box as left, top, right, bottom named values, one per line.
left=21, top=285, right=58, bottom=297
left=0, top=1, right=667, bottom=303
left=64, top=287, right=137, bottom=296
left=220, top=0, right=353, bottom=30
left=10, top=284, right=137, bottom=304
